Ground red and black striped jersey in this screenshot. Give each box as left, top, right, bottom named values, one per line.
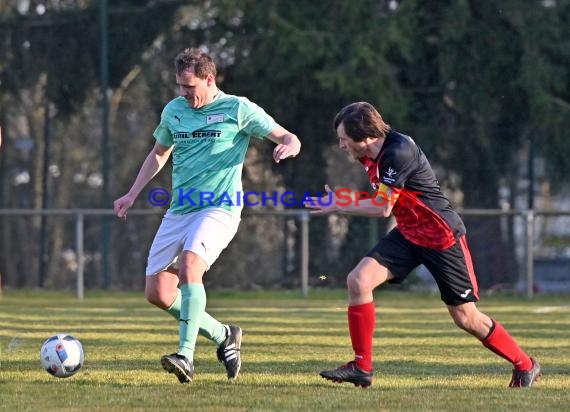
left=359, top=130, right=465, bottom=250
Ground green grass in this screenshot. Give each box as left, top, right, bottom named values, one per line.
left=1, top=290, right=569, bottom=411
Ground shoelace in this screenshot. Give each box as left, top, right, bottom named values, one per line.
left=180, top=357, right=192, bottom=370
left=509, top=370, right=528, bottom=387
left=340, top=361, right=357, bottom=370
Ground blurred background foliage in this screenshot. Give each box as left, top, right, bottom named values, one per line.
left=0, top=0, right=569, bottom=291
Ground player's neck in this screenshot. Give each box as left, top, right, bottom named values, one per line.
left=365, top=137, right=386, bottom=159
left=202, top=88, right=220, bottom=107
left=209, top=88, right=221, bottom=102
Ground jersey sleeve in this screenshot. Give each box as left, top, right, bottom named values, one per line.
left=378, top=142, right=416, bottom=188
left=152, top=107, right=174, bottom=147
left=236, top=97, right=278, bottom=139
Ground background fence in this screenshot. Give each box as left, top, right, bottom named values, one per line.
left=1, top=208, right=569, bottom=299
left=2, top=3, right=570, bottom=303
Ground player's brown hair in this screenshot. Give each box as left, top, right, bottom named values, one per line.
left=333, top=102, right=390, bottom=142
left=174, top=48, right=217, bottom=79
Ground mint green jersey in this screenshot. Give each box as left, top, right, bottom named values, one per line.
left=153, top=91, right=277, bottom=215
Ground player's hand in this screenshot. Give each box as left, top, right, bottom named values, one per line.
left=273, top=140, right=301, bottom=163
left=303, top=184, right=338, bottom=214
left=113, top=194, right=135, bottom=220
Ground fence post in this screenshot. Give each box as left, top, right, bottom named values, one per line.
left=300, top=210, right=310, bottom=297
left=75, top=212, right=85, bottom=300
left=525, top=210, right=534, bottom=298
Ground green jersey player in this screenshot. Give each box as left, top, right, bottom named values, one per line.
left=113, top=48, right=301, bottom=383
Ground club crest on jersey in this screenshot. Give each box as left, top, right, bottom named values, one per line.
left=207, top=114, right=225, bottom=124
left=383, top=167, right=397, bottom=184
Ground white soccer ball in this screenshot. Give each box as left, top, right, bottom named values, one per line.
left=40, top=334, right=84, bottom=378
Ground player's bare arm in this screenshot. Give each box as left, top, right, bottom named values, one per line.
left=304, top=184, right=398, bottom=217
left=266, top=125, right=301, bottom=163
left=113, top=142, right=173, bottom=219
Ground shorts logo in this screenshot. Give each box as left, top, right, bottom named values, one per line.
left=207, top=114, right=225, bottom=124
left=460, top=288, right=472, bottom=298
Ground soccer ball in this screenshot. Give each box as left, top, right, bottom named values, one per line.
left=40, top=334, right=84, bottom=378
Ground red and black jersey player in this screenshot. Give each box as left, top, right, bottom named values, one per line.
left=304, top=102, right=541, bottom=389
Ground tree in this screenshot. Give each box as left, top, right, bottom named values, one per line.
left=0, top=0, right=185, bottom=287
left=1, top=0, right=569, bottom=290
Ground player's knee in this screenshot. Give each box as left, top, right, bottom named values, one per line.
left=347, top=272, right=366, bottom=294
left=145, top=287, right=169, bottom=309
left=144, top=288, right=159, bottom=306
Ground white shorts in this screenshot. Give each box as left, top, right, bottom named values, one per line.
left=145, top=208, right=241, bottom=276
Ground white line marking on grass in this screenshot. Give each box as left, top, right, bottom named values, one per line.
left=533, top=305, right=570, bottom=313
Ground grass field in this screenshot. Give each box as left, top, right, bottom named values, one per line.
left=0, top=289, right=569, bottom=411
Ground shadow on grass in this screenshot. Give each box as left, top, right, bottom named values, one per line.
left=1, top=357, right=565, bottom=395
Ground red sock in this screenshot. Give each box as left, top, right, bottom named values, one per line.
left=482, top=320, right=532, bottom=371
left=348, top=302, right=375, bottom=372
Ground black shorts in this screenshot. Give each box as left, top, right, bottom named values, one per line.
left=366, top=228, right=479, bottom=306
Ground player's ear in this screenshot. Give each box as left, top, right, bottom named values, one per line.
left=206, top=73, right=216, bottom=86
